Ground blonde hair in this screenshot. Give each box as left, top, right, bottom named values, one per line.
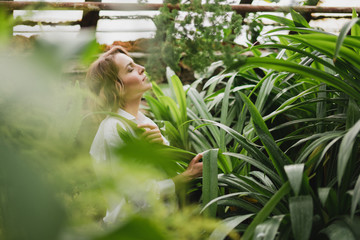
left=86, top=46, right=129, bottom=112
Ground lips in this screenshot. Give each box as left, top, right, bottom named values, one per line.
left=143, top=76, right=148, bottom=82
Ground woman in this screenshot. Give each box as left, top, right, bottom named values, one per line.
left=87, top=46, right=203, bottom=224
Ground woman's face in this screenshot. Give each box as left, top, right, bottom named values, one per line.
left=114, top=53, right=152, bottom=101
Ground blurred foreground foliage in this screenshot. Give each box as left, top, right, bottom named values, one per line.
left=0, top=9, right=225, bottom=240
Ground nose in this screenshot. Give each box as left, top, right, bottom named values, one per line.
left=137, top=64, right=145, bottom=75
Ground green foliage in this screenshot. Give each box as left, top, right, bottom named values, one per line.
left=146, top=0, right=242, bottom=79
left=144, top=68, right=191, bottom=150
left=148, top=9, right=360, bottom=240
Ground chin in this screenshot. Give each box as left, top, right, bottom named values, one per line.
left=145, top=82, right=152, bottom=90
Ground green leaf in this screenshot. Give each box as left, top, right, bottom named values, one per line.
left=187, top=88, right=220, bottom=144
left=277, top=85, right=318, bottom=112
left=202, top=149, right=219, bottom=217
left=318, top=187, right=338, bottom=218
left=346, top=98, right=360, bottom=129
left=144, top=95, right=168, bottom=120
left=241, top=57, right=360, bottom=102
left=265, top=26, right=330, bottom=35
left=284, top=164, right=304, bottom=196
left=318, top=187, right=331, bottom=207
left=150, top=80, right=165, bottom=99
left=286, top=35, right=360, bottom=70
left=240, top=92, right=290, bottom=181
left=253, top=215, right=285, bottom=240
left=246, top=43, right=357, bottom=87
left=351, top=9, right=360, bottom=37
left=95, top=216, right=167, bottom=240
left=316, top=84, right=327, bottom=133
left=171, top=74, right=187, bottom=123
left=293, top=131, right=342, bottom=164
left=237, top=175, right=275, bottom=197
left=335, top=18, right=360, bottom=61
left=189, top=126, right=212, bottom=151
left=217, top=150, right=232, bottom=174
left=242, top=182, right=291, bottom=240
left=209, top=214, right=254, bottom=240
left=351, top=174, right=360, bottom=218
left=290, top=9, right=310, bottom=28
left=163, top=121, right=182, bottom=147
left=158, top=96, right=181, bottom=125
left=289, top=195, right=313, bottom=240
left=201, top=191, right=255, bottom=214
left=196, top=120, right=273, bottom=180
left=320, top=221, right=356, bottom=240
left=257, top=14, right=295, bottom=27
left=224, top=152, right=281, bottom=186
left=220, top=73, right=236, bottom=151
left=338, top=119, right=360, bottom=186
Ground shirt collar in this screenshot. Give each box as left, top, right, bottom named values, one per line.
left=117, top=108, right=136, bottom=120
left=116, top=108, right=146, bottom=122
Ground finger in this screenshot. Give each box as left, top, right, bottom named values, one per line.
left=138, top=123, right=158, bottom=130
left=144, top=133, right=162, bottom=140
left=141, top=129, right=161, bottom=138
left=190, top=153, right=203, bottom=166
left=149, top=138, right=164, bottom=143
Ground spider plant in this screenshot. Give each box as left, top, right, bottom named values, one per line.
left=187, top=10, right=360, bottom=240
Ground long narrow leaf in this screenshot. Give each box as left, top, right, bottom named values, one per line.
left=202, top=149, right=219, bottom=217
left=351, top=175, right=360, bottom=218
left=220, top=73, right=236, bottom=151
left=171, top=75, right=187, bottom=123
left=290, top=195, right=313, bottom=240
left=158, top=96, right=181, bottom=125
left=253, top=215, right=285, bottom=240
left=195, top=120, right=271, bottom=171
left=257, top=14, right=295, bottom=27
left=320, top=221, right=356, bottom=240
left=284, top=164, right=304, bottom=196
left=351, top=9, right=360, bottom=37
left=209, top=214, right=254, bottom=240
left=338, top=119, right=360, bottom=186
left=240, top=93, right=290, bottom=181
left=201, top=191, right=257, bottom=214
left=240, top=58, right=360, bottom=102
left=242, top=182, right=291, bottom=240
left=188, top=88, right=221, bottom=144
left=224, top=152, right=281, bottom=185
left=335, top=18, right=360, bottom=61
left=290, top=9, right=310, bottom=28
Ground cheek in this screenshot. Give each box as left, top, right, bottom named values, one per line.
left=122, top=75, right=138, bottom=87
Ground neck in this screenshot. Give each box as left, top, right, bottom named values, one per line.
left=123, top=97, right=142, bottom=119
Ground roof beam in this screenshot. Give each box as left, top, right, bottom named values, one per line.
left=2, top=2, right=359, bottom=13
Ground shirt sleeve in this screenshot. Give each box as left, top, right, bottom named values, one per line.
left=155, top=179, right=176, bottom=198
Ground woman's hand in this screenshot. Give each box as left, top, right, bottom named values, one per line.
left=173, top=153, right=203, bottom=187
left=182, top=153, right=203, bottom=181
left=138, top=123, right=165, bottom=144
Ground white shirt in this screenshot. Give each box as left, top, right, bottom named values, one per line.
left=90, top=108, right=176, bottom=224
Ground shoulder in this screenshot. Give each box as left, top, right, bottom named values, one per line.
left=101, top=116, right=128, bottom=133
left=137, top=112, right=157, bottom=126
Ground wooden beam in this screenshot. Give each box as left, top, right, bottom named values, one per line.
left=1, top=1, right=359, bottom=13
left=80, top=0, right=100, bottom=29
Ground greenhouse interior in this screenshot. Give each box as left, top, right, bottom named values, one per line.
left=1, top=0, right=360, bottom=239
